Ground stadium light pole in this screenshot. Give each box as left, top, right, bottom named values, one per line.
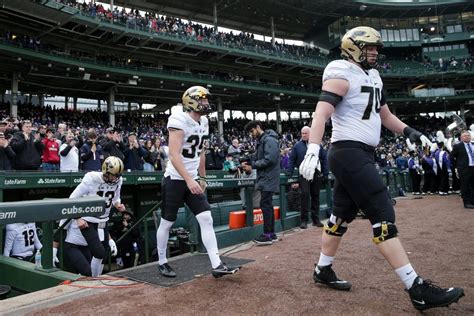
left=11, top=72, right=19, bottom=118
left=217, top=97, right=224, bottom=136
left=276, top=102, right=282, bottom=134
left=108, top=88, right=115, bottom=126
left=271, top=16, right=275, bottom=45
left=213, top=1, right=218, bottom=32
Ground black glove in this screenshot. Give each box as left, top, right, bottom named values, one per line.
left=403, top=126, right=423, bottom=143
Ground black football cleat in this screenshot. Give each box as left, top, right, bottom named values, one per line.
left=408, top=277, right=465, bottom=311
left=158, top=263, right=176, bottom=278
left=212, top=262, right=241, bottom=278
left=313, top=264, right=352, bottom=291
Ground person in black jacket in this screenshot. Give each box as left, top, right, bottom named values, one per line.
left=123, top=132, right=147, bottom=171
left=9, top=120, right=44, bottom=170
left=243, top=121, right=280, bottom=245
left=287, top=126, right=328, bottom=228
left=111, top=210, right=141, bottom=268
left=450, top=130, right=474, bottom=208
left=287, top=182, right=301, bottom=213
left=0, top=132, right=15, bottom=170
left=80, top=131, right=103, bottom=171
left=100, top=127, right=126, bottom=161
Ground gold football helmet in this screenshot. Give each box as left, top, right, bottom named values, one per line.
left=341, top=26, right=383, bottom=69
left=102, top=156, right=124, bottom=184
left=182, top=86, right=213, bottom=114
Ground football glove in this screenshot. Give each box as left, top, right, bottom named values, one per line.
left=299, top=143, right=321, bottom=181
left=404, top=126, right=433, bottom=150
left=108, top=239, right=118, bottom=256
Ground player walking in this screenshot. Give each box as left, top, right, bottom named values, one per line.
left=156, top=86, right=240, bottom=278
left=299, top=26, right=464, bottom=311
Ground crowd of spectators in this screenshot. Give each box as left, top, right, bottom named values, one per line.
left=51, top=0, right=327, bottom=63
left=0, top=101, right=466, bottom=175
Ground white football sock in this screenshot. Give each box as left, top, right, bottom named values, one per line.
left=156, top=218, right=174, bottom=265
left=395, top=263, right=418, bottom=289
left=196, top=211, right=221, bottom=269
left=317, top=252, right=334, bottom=267
left=91, top=257, right=104, bottom=277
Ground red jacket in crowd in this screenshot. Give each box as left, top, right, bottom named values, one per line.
left=42, top=138, right=60, bottom=164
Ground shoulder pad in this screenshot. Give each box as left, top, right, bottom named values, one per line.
left=167, top=112, right=188, bottom=130
left=323, top=60, right=352, bottom=82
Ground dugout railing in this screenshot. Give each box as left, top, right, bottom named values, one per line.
left=0, top=168, right=410, bottom=297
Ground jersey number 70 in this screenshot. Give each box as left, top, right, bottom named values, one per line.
left=361, top=86, right=381, bottom=120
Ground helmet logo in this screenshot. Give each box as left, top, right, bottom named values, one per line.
left=352, top=30, right=366, bottom=37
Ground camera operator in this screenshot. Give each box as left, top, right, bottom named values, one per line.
left=243, top=121, right=280, bottom=245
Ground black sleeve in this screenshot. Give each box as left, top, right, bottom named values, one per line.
left=60, top=145, right=73, bottom=156
left=381, top=90, right=387, bottom=106
left=81, top=150, right=93, bottom=162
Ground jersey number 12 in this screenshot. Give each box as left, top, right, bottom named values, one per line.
left=361, top=86, right=381, bottom=120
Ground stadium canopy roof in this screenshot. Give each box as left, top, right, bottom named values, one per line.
left=113, top=0, right=474, bottom=40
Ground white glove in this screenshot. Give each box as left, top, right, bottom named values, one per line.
left=405, top=138, right=416, bottom=152
left=109, top=239, right=118, bottom=256
left=299, top=143, right=321, bottom=181
left=446, top=137, right=453, bottom=152
left=53, top=247, right=59, bottom=266
left=420, top=135, right=434, bottom=149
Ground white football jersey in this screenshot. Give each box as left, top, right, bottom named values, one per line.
left=69, top=171, right=122, bottom=223
left=165, top=111, right=208, bottom=180
left=3, top=223, right=42, bottom=258
left=65, top=171, right=122, bottom=246
left=323, top=60, right=384, bottom=147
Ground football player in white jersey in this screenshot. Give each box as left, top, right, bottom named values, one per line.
left=156, top=86, right=240, bottom=278
left=3, top=222, right=42, bottom=260
left=299, top=26, right=464, bottom=311
left=63, top=156, right=125, bottom=276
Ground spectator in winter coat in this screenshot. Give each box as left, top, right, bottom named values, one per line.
left=10, top=120, right=44, bottom=170
left=123, top=132, right=147, bottom=171
left=80, top=131, right=103, bottom=171
left=0, top=132, right=15, bottom=170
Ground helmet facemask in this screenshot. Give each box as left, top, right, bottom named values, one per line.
left=358, top=44, right=385, bottom=70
